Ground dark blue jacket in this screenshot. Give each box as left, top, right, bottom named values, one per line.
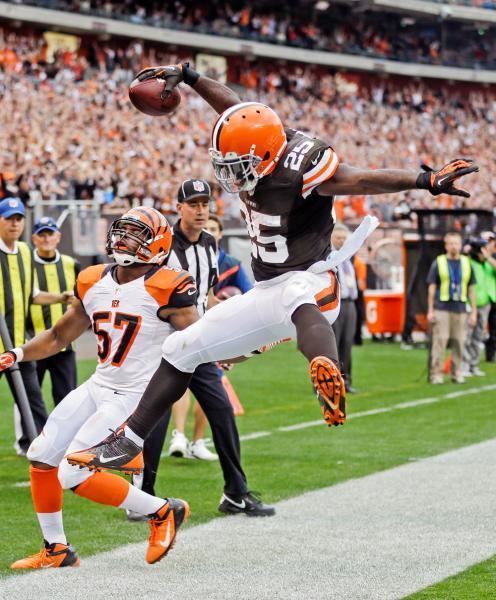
left=215, top=247, right=253, bottom=294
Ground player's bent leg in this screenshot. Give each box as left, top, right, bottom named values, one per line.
left=61, top=387, right=189, bottom=562
left=295, top=307, right=346, bottom=427
left=11, top=464, right=80, bottom=570
left=288, top=271, right=347, bottom=426
left=65, top=383, right=145, bottom=474
left=11, top=383, right=97, bottom=569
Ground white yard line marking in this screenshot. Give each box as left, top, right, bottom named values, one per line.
left=6, top=384, right=495, bottom=480
left=2, top=439, right=496, bottom=600
left=136, top=382, right=494, bottom=457
left=274, top=383, right=496, bottom=434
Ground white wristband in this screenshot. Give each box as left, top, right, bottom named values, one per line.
left=12, top=348, right=24, bottom=362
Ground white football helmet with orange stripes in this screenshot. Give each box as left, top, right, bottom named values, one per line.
left=106, top=207, right=172, bottom=266
left=209, top=102, right=287, bottom=193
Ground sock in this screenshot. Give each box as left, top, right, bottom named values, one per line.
left=30, top=466, right=67, bottom=545
left=124, top=426, right=144, bottom=447
left=75, top=471, right=165, bottom=515
left=119, top=483, right=166, bottom=516
left=74, top=471, right=130, bottom=507
left=127, top=358, right=192, bottom=439
left=292, top=303, right=339, bottom=363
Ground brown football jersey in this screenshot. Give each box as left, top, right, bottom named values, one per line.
left=240, top=128, right=339, bottom=281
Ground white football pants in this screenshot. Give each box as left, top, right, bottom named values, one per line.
left=162, top=269, right=340, bottom=372
left=27, top=377, right=141, bottom=489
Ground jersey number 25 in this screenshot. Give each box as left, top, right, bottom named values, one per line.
left=240, top=205, right=289, bottom=265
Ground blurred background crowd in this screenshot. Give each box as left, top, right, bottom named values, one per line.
left=0, top=24, right=495, bottom=225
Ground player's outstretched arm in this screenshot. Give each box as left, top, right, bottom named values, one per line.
left=136, top=63, right=241, bottom=114
left=0, top=300, right=90, bottom=371
left=318, top=159, right=478, bottom=197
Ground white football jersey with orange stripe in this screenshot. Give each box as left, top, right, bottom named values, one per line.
left=76, top=263, right=196, bottom=393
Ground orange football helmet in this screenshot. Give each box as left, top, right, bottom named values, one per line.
left=209, top=102, right=287, bottom=193
left=106, top=207, right=172, bottom=266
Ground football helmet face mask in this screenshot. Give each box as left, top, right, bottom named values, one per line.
left=209, top=102, right=287, bottom=193
left=106, top=207, right=172, bottom=266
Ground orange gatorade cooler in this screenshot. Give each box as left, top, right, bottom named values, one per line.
left=363, top=290, right=405, bottom=335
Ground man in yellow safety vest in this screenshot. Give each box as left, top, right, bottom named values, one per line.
left=426, top=231, right=477, bottom=384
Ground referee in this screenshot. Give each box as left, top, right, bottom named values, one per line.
left=0, top=199, right=73, bottom=454
left=29, top=217, right=80, bottom=406
left=131, top=179, right=274, bottom=518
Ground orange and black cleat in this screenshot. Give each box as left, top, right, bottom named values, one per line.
left=309, top=355, right=347, bottom=426
left=147, top=498, right=190, bottom=564
left=66, top=427, right=144, bottom=475
left=11, top=540, right=80, bottom=570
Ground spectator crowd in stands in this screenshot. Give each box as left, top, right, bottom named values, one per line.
left=0, top=26, right=495, bottom=224
left=14, top=0, right=496, bottom=69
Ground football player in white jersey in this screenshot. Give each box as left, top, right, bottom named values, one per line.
left=66, top=65, right=479, bottom=475
left=0, top=207, right=198, bottom=569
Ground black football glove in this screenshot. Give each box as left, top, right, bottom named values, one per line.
left=135, top=62, right=199, bottom=100
left=416, top=158, right=479, bottom=198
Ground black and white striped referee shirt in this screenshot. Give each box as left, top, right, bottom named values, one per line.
left=166, top=221, right=218, bottom=316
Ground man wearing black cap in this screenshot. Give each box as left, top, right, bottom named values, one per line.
left=0, top=199, right=74, bottom=454
left=29, top=217, right=81, bottom=406
left=131, top=179, right=275, bottom=518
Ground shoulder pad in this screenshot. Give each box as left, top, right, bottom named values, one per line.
left=76, top=264, right=109, bottom=301
left=144, top=266, right=197, bottom=308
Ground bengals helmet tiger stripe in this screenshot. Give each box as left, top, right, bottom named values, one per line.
left=209, top=102, right=287, bottom=193
left=106, top=207, right=172, bottom=266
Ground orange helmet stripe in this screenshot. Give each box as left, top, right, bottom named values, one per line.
left=132, top=207, right=159, bottom=230
left=211, top=102, right=264, bottom=151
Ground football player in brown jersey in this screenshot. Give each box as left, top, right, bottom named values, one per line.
left=67, top=64, right=478, bottom=475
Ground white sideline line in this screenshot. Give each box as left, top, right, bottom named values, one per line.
left=239, top=431, right=271, bottom=441
left=3, top=439, right=496, bottom=599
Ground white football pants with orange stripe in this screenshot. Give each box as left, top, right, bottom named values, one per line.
left=162, top=269, right=340, bottom=373
left=162, top=214, right=379, bottom=372
left=27, top=377, right=141, bottom=489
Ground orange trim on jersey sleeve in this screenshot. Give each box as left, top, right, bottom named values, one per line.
left=76, top=264, right=107, bottom=301
left=144, top=267, right=190, bottom=307
left=302, top=152, right=340, bottom=197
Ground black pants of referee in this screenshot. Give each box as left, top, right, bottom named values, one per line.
left=140, top=362, right=247, bottom=497
left=6, top=361, right=48, bottom=451
left=332, top=299, right=357, bottom=388
left=37, top=349, right=77, bottom=407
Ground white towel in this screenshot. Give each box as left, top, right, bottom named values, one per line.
left=309, top=215, right=380, bottom=274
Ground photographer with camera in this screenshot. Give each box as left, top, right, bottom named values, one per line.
left=461, top=236, right=496, bottom=377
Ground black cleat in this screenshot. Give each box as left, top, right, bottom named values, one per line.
left=218, top=492, right=276, bottom=517
left=66, top=427, right=144, bottom=474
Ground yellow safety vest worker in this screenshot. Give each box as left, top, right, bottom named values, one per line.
left=437, top=254, right=471, bottom=302
left=30, top=251, right=78, bottom=347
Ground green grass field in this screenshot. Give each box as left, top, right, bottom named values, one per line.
left=1, top=341, right=495, bottom=597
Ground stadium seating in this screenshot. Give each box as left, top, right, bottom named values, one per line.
left=8, top=0, right=496, bottom=68
left=0, top=23, right=494, bottom=223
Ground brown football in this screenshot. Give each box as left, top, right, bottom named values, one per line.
left=128, top=77, right=181, bottom=116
